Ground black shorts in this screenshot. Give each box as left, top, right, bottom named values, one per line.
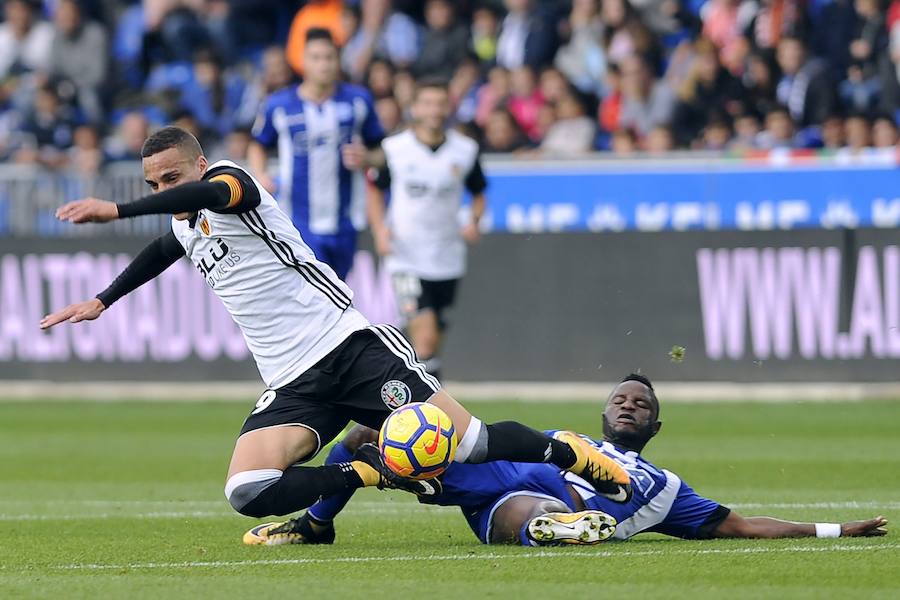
left=392, top=274, right=459, bottom=329
left=239, top=325, right=442, bottom=462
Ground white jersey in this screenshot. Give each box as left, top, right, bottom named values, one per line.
left=382, top=129, right=481, bottom=281
left=171, top=160, right=369, bottom=389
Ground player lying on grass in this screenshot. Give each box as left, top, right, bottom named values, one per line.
left=40, top=126, right=631, bottom=530
left=250, top=374, right=888, bottom=546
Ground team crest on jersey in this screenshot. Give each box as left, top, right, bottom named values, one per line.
left=198, top=216, right=211, bottom=236
left=381, top=380, right=411, bottom=409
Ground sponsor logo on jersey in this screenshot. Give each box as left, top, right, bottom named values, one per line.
left=380, top=380, right=411, bottom=409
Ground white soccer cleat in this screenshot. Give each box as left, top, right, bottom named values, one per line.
left=526, top=510, right=617, bottom=545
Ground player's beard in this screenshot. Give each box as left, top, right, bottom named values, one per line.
left=602, top=414, right=654, bottom=453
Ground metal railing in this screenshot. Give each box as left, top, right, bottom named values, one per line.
left=0, top=163, right=170, bottom=237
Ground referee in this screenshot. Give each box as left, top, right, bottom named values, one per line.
left=367, top=80, right=487, bottom=380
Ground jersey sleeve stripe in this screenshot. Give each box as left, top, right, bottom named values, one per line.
left=208, top=174, right=244, bottom=208
left=237, top=211, right=351, bottom=310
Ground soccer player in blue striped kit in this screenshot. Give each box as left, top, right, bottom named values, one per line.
left=248, top=28, right=381, bottom=279
left=284, top=374, right=888, bottom=546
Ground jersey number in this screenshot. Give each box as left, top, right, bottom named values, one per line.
left=252, top=390, right=277, bottom=415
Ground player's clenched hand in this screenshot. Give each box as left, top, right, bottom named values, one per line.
left=56, top=198, right=119, bottom=223
left=40, top=298, right=106, bottom=330
left=461, top=222, right=480, bottom=245
left=841, top=516, right=888, bottom=537
left=341, top=139, right=368, bottom=171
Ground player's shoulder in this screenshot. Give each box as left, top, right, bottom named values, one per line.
left=264, top=86, right=298, bottom=109
left=446, top=129, right=479, bottom=154
left=336, top=82, right=374, bottom=102
left=203, top=159, right=251, bottom=180
left=382, top=128, right=414, bottom=151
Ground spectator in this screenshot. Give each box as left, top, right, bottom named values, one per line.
left=234, top=45, right=296, bottom=128
left=775, top=36, right=836, bottom=126
left=610, top=128, right=637, bottom=154
left=840, top=61, right=881, bottom=115
left=475, top=65, right=511, bottom=127
left=48, top=0, right=108, bottom=123
left=742, top=51, right=780, bottom=115
left=367, top=58, right=395, bottom=99
left=813, top=0, right=857, bottom=79
left=849, top=0, right=888, bottom=78
left=702, top=0, right=757, bottom=65
left=745, top=0, right=807, bottom=52
left=411, top=0, right=468, bottom=82
left=601, top=0, right=658, bottom=67
left=185, top=49, right=246, bottom=137
left=555, top=0, right=607, bottom=96
left=375, top=95, right=403, bottom=134
left=730, top=110, right=762, bottom=150
left=496, top=0, right=559, bottom=70
left=672, top=38, right=744, bottom=145
left=619, top=54, right=676, bottom=139
left=820, top=113, right=846, bottom=150
left=104, top=110, right=149, bottom=162
left=598, top=63, right=623, bottom=132
left=342, top=0, right=420, bottom=81
left=471, top=5, right=500, bottom=65
left=700, top=116, right=733, bottom=150
left=756, top=104, right=796, bottom=148
left=223, top=126, right=252, bottom=163
left=643, top=124, right=675, bottom=153
left=68, top=123, right=104, bottom=174
left=540, top=89, right=596, bottom=156
left=0, top=0, right=54, bottom=81
left=143, top=0, right=212, bottom=63
left=449, top=57, right=482, bottom=124
left=482, top=107, right=529, bottom=152
left=507, top=65, right=544, bottom=140
left=16, top=83, right=75, bottom=167
left=538, top=67, right=571, bottom=105
left=842, top=113, right=872, bottom=152
left=872, top=114, right=899, bottom=147
left=393, top=68, right=416, bottom=115
left=285, top=0, right=346, bottom=76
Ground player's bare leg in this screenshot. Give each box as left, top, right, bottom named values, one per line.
left=408, top=309, right=442, bottom=377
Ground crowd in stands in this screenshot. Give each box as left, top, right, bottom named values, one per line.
left=1, top=0, right=900, bottom=173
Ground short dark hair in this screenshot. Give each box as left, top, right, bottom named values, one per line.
left=140, top=126, right=203, bottom=159
left=306, top=27, right=336, bottom=46
left=414, top=78, right=450, bottom=99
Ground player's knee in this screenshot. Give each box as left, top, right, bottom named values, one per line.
left=342, top=424, right=378, bottom=451
left=224, top=469, right=283, bottom=517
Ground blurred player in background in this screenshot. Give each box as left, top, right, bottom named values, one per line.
left=248, top=28, right=384, bottom=279
left=368, top=80, right=487, bottom=380
left=289, top=374, right=887, bottom=546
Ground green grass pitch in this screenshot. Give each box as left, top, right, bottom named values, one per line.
left=1, top=398, right=898, bottom=599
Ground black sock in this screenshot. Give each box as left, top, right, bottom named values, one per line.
left=240, top=463, right=364, bottom=518
left=484, top=421, right=577, bottom=468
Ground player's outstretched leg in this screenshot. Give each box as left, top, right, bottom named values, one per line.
left=427, top=389, right=632, bottom=500
left=225, top=425, right=436, bottom=524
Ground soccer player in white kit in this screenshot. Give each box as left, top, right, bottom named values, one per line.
left=40, top=127, right=631, bottom=543
left=368, top=80, right=487, bottom=380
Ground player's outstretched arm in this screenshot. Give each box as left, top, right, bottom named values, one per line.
left=57, top=175, right=258, bottom=224
left=40, top=232, right=186, bottom=330
left=712, top=510, right=888, bottom=539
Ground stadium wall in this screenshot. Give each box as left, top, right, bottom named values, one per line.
left=1, top=228, right=898, bottom=384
